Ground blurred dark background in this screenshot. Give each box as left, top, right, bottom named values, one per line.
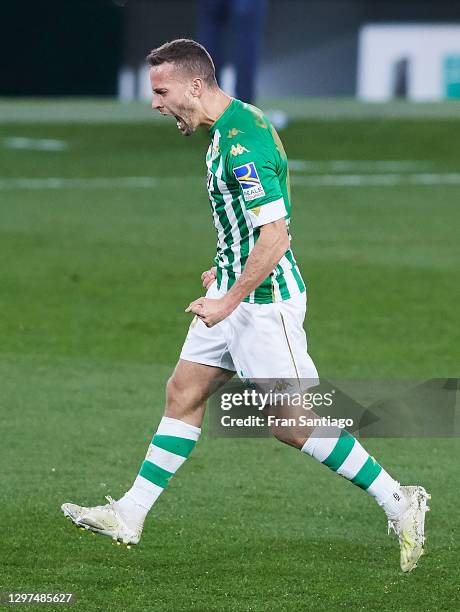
left=1, top=0, right=123, bottom=96
left=2, top=0, right=460, bottom=98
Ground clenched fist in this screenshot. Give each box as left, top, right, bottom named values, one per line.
left=201, top=266, right=217, bottom=289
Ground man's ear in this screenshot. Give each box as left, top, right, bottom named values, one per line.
left=191, top=78, right=204, bottom=97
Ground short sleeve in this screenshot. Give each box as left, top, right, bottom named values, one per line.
left=226, top=143, right=287, bottom=227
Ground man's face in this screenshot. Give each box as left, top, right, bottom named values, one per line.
left=150, top=63, right=199, bottom=137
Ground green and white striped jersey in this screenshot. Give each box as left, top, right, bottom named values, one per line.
left=206, top=98, right=305, bottom=304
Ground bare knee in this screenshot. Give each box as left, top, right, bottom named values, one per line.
left=263, top=406, right=310, bottom=449
left=164, top=373, right=205, bottom=423
left=166, top=374, right=194, bottom=413
left=163, top=360, right=233, bottom=426
left=270, top=424, right=303, bottom=449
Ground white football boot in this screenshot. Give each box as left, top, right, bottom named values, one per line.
left=387, top=485, right=431, bottom=572
left=61, top=496, right=142, bottom=546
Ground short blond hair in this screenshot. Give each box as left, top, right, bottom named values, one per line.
left=146, top=39, right=217, bottom=87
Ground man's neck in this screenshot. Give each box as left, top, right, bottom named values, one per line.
left=199, top=89, right=233, bottom=129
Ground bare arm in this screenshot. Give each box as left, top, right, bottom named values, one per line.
left=225, top=218, right=290, bottom=306
left=186, top=218, right=290, bottom=326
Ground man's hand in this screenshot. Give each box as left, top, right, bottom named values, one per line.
left=185, top=295, right=237, bottom=328
left=201, top=266, right=217, bottom=289
left=189, top=219, right=289, bottom=326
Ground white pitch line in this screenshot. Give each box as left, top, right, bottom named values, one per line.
left=290, top=173, right=460, bottom=187
left=1, top=173, right=460, bottom=190
left=0, top=177, right=158, bottom=190
left=289, top=159, right=433, bottom=172
left=3, top=137, right=68, bottom=151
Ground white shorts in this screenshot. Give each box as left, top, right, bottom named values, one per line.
left=180, top=282, right=319, bottom=388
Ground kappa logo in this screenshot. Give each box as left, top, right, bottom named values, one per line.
left=230, top=143, right=250, bottom=157
left=233, top=162, right=266, bottom=201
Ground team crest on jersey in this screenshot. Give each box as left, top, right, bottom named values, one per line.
left=233, top=162, right=266, bottom=201
left=227, top=128, right=242, bottom=139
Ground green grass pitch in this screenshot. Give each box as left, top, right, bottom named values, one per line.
left=0, top=100, right=459, bottom=611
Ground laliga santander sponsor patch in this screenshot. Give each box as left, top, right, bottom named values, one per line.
left=233, top=162, right=266, bottom=201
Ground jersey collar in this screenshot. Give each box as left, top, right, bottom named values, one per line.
left=209, top=98, right=238, bottom=138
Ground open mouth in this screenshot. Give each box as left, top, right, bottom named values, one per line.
left=158, top=109, right=189, bottom=134
left=174, top=115, right=185, bottom=131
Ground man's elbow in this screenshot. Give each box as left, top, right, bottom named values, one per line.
left=261, top=219, right=290, bottom=255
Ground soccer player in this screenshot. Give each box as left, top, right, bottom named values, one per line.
left=62, top=39, right=430, bottom=572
